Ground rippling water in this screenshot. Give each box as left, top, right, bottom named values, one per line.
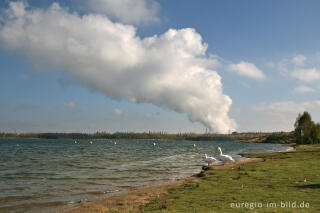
left=0, top=138, right=291, bottom=212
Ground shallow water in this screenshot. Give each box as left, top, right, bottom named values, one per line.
left=0, top=138, right=291, bottom=212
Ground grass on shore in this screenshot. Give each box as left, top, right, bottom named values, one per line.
left=139, top=144, right=320, bottom=213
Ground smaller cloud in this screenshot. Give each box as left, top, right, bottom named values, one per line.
left=62, top=102, right=76, bottom=109
left=114, top=108, right=122, bottom=116
left=292, top=54, right=307, bottom=66
left=294, top=85, right=314, bottom=93
left=229, top=61, right=266, bottom=80
left=291, top=68, right=320, bottom=82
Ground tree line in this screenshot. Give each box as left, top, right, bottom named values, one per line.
left=0, top=131, right=240, bottom=140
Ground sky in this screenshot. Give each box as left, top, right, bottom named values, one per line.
left=1, top=0, right=320, bottom=133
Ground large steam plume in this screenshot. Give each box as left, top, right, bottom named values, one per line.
left=0, top=2, right=236, bottom=133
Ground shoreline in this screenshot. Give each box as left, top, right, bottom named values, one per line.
left=62, top=175, right=198, bottom=213
left=63, top=146, right=292, bottom=213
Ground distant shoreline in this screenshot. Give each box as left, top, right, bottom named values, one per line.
left=0, top=131, right=294, bottom=143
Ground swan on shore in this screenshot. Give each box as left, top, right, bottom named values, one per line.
left=202, top=154, right=217, bottom=166
left=217, top=146, right=235, bottom=162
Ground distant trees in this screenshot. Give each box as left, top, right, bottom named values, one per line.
left=294, top=111, right=320, bottom=144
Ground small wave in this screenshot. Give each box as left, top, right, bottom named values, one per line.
left=80, top=181, right=107, bottom=185
left=72, top=191, right=106, bottom=196
left=87, top=177, right=120, bottom=181
left=280, top=146, right=294, bottom=152
left=46, top=177, right=80, bottom=180
left=64, top=163, right=106, bottom=169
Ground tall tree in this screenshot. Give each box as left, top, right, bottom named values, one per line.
left=294, top=111, right=314, bottom=144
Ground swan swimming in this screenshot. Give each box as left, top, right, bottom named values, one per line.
left=202, top=154, right=217, bottom=166
left=90, top=141, right=93, bottom=144
left=217, top=147, right=235, bottom=162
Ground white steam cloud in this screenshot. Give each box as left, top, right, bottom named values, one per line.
left=0, top=2, right=236, bottom=133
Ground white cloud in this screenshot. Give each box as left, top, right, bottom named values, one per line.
left=229, top=61, right=266, bottom=80
left=292, top=54, right=307, bottom=66
left=294, top=85, right=314, bottom=93
left=272, top=53, right=320, bottom=78
left=291, top=68, right=320, bottom=82
left=266, top=58, right=291, bottom=75
left=87, top=0, right=159, bottom=25
left=0, top=2, right=236, bottom=133
left=62, top=102, right=76, bottom=109
left=114, top=108, right=122, bottom=116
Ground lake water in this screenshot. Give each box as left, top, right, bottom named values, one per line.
left=0, top=138, right=292, bottom=212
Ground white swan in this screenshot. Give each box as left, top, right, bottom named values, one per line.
left=217, top=147, right=235, bottom=162
left=90, top=141, right=93, bottom=144
left=202, top=154, right=217, bottom=166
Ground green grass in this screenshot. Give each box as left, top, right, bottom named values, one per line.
left=139, top=145, right=320, bottom=213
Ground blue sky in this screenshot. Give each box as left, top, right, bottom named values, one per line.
left=1, top=0, right=320, bottom=133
